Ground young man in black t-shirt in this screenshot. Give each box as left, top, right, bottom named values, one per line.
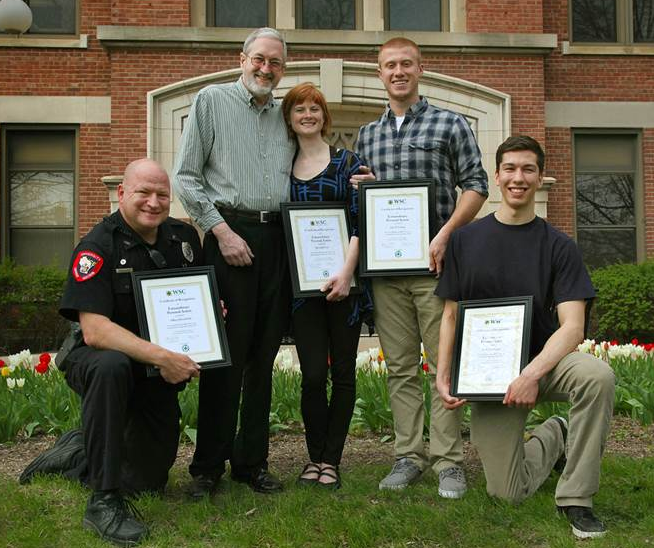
left=435, top=136, right=615, bottom=539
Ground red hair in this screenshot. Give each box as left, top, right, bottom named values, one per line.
left=281, top=82, right=332, bottom=140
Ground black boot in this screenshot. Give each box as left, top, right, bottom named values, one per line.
left=19, top=429, right=84, bottom=485
left=83, top=491, right=148, bottom=546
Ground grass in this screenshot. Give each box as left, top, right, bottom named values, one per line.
left=2, top=455, right=653, bottom=548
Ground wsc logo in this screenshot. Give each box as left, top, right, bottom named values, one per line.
left=394, top=250, right=403, bottom=257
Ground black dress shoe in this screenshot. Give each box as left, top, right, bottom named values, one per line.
left=83, top=490, right=148, bottom=546
left=232, top=468, right=283, bottom=494
left=187, top=474, right=220, bottom=500
left=19, top=429, right=84, bottom=485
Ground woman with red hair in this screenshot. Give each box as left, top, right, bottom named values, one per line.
left=282, top=83, right=372, bottom=489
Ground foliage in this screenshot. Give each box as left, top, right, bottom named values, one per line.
left=2, top=343, right=654, bottom=444
left=0, top=259, right=69, bottom=354
left=590, top=260, right=654, bottom=342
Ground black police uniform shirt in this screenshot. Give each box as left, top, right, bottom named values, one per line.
left=60, top=210, right=202, bottom=337
left=436, top=213, right=595, bottom=360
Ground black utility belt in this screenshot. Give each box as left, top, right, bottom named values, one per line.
left=218, top=208, right=281, bottom=224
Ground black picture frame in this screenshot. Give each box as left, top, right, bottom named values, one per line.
left=280, top=201, right=361, bottom=298
left=359, top=179, right=437, bottom=277
left=132, top=265, right=231, bottom=375
left=450, top=296, right=533, bottom=401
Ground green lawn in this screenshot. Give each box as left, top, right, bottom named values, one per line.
left=2, top=455, right=653, bottom=548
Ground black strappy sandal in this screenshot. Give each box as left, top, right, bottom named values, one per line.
left=297, top=462, right=320, bottom=486
left=318, top=464, right=341, bottom=490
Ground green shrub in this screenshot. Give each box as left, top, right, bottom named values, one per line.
left=589, top=260, right=654, bottom=342
left=0, top=260, right=69, bottom=355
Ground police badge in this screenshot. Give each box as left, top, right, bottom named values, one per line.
left=182, top=241, right=194, bottom=263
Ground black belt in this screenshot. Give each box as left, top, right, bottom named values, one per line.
left=219, top=208, right=281, bottom=224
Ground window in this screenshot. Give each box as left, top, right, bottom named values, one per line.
left=207, top=0, right=270, bottom=28
left=1, top=127, right=76, bottom=268
left=297, top=0, right=356, bottom=29
left=574, top=133, right=641, bottom=269
left=0, top=0, right=78, bottom=35
left=571, top=0, right=654, bottom=44
left=386, top=0, right=444, bottom=31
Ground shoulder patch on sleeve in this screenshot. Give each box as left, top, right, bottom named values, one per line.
left=72, top=250, right=104, bottom=282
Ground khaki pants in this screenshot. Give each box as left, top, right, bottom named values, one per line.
left=373, top=276, right=464, bottom=472
left=471, top=352, right=615, bottom=507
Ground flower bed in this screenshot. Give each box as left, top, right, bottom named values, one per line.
left=3, top=340, right=653, bottom=444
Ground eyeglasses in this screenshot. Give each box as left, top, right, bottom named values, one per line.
left=245, top=54, right=284, bottom=72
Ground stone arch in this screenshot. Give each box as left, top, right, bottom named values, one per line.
left=147, top=60, right=513, bottom=218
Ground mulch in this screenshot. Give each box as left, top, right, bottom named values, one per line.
left=1, top=416, right=651, bottom=483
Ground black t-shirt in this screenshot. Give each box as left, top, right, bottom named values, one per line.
left=60, top=211, right=202, bottom=336
left=436, top=213, right=595, bottom=359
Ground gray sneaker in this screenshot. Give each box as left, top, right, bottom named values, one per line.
left=438, top=466, right=467, bottom=499
left=378, top=458, right=422, bottom=490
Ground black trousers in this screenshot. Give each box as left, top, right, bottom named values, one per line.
left=190, top=218, right=291, bottom=477
left=63, top=346, right=181, bottom=493
left=293, top=296, right=361, bottom=466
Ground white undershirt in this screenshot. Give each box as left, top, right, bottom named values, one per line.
left=395, top=116, right=405, bottom=132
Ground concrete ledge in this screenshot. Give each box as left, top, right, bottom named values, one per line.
left=545, top=101, right=654, bottom=128
left=97, top=26, right=557, bottom=54
left=0, top=34, right=88, bottom=48
left=0, top=96, right=111, bottom=124
left=561, top=41, right=654, bottom=56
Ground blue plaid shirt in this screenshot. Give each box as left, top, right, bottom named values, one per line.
left=356, top=97, right=488, bottom=229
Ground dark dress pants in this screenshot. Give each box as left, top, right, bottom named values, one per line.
left=190, top=218, right=291, bottom=478
left=293, top=296, right=360, bottom=466
left=63, top=346, right=181, bottom=493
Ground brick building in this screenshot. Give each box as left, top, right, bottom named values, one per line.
left=1, top=0, right=652, bottom=270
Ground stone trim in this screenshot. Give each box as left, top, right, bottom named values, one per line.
left=545, top=102, right=654, bottom=128
left=97, top=26, right=557, bottom=54
left=0, top=96, right=111, bottom=124
left=0, top=34, right=88, bottom=49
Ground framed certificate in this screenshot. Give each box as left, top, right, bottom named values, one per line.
left=281, top=202, right=360, bottom=298
left=359, top=180, right=436, bottom=276
left=451, top=296, right=533, bottom=401
left=132, top=266, right=231, bottom=374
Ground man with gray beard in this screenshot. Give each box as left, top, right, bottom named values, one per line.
left=173, top=27, right=295, bottom=498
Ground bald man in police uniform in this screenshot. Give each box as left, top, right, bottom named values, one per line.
left=20, top=159, right=202, bottom=546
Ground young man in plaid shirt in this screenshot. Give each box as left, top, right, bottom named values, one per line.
left=354, top=37, right=488, bottom=496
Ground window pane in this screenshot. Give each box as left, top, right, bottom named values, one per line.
left=575, top=173, right=635, bottom=226
left=8, top=130, right=75, bottom=167
left=28, top=0, right=76, bottom=35
left=575, top=134, right=636, bottom=171
left=577, top=228, right=637, bottom=269
left=571, top=0, right=616, bottom=42
left=10, top=228, right=74, bottom=269
left=634, top=0, right=654, bottom=42
left=301, top=0, right=355, bottom=29
left=10, top=171, right=74, bottom=226
left=214, top=0, right=267, bottom=27
left=388, top=0, right=441, bottom=31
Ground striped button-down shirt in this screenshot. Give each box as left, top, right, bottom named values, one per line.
left=172, top=78, right=295, bottom=233
left=356, top=97, right=488, bottom=229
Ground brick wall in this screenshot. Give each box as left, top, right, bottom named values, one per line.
left=111, top=0, right=190, bottom=26
left=643, top=129, right=654, bottom=257
left=78, top=125, right=112, bottom=238
left=544, top=127, right=573, bottom=235
left=467, top=0, right=543, bottom=33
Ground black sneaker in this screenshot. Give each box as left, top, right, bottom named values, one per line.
left=551, top=416, right=568, bottom=474
left=19, top=429, right=84, bottom=485
left=83, top=491, right=148, bottom=546
left=557, top=505, right=607, bottom=539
